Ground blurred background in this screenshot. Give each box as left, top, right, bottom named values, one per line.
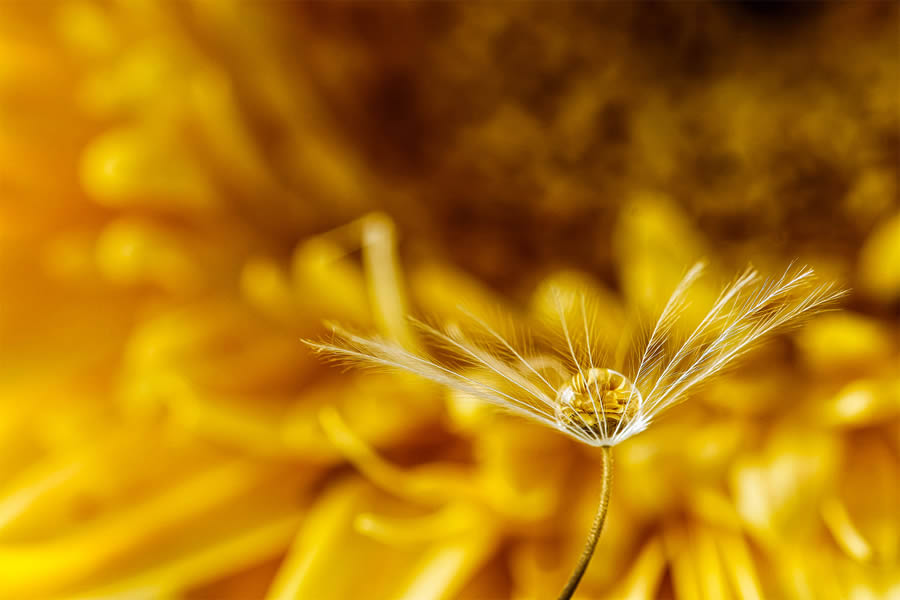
left=0, top=1, right=898, bottom=599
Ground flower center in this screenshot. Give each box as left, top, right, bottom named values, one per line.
left=554, top=368, right=641, bottom=438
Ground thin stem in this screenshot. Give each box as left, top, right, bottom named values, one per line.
left=557, top=446, right=613, bottom=600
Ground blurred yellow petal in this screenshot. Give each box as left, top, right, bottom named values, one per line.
left=265, top=479, right=369, bottom=600
left=614, top=192, right=714, bottom=318
left=362, top=212, right=418, bottom=349
left=822, top=497, right=873, bottom=562
left=717, top=532, right=764, bottom=600
left=410, top=262, right=507, bottom=323
left=797, top=312, right=896, bottom=372
left=81, top=127, right=217, bottom=215
left=818, top=377, right=900, bottom=427
left=318, top=406, right=477, bottom=506
left=241, top=256, right=302, bottom=326
left=858, top=212, right=900, bottom=304
left=389, top=524, right=500, bottom=600
left=355, top=503, right=484, bottom=546
left=602, top=537, right=667, bottom=600
left=695, top=525, right=733, bottom=600
left=95, top=219, right=202, bottom=293
left=663, top=521, right=703, bottom=600
left=291, top=237, right=370, bottom=325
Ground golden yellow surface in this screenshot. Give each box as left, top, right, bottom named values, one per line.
left=0, top=2, right=898, bottom=599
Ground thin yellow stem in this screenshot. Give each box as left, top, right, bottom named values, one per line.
left=557, top=446, right=613, bottom=600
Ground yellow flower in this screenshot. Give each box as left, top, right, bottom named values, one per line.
left=1, top=2, right=897, bottom=599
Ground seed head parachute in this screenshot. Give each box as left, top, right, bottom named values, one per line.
left=307, top=263, right=845, bottom=447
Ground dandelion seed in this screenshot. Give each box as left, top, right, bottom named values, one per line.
left=306, top=262, right=845, bottom=600
left=308, top=263, right=843, bottom=447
